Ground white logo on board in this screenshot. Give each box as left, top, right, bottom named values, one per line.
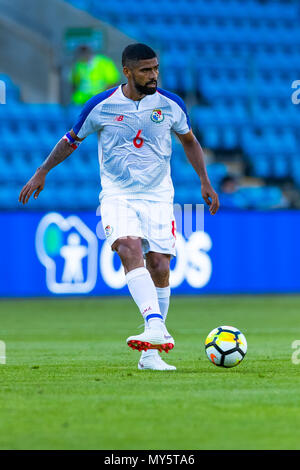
left=36, top=213, right=97, bottom=293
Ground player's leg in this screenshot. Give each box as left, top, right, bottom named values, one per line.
left=100, top=197, right=174, bottom=354
left=137, top=251, right=176, bottom=370
left=111, top=237, right=174, bottom=353
left=146, top=251, right=171, bottom=326
left=111, top=236, right=144, bottom=274
left=140, top=199, right=176, bottom=333
left=134, top=200, right=176, bottom=369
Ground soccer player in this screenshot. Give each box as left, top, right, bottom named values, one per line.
left=19, top=43, right=219, bottom=371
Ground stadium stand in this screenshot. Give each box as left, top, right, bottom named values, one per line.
left=1, top=0, right=299, bottom=210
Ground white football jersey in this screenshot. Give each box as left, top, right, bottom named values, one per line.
left=72, top=84, right=191, bottom=202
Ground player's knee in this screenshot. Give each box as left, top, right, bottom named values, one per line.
left=147, top=253, right=170, bottom=280
left=112, top=237, right=143, bottom=264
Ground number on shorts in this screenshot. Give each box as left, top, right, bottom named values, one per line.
left=171, top=220, right=176, bottom=238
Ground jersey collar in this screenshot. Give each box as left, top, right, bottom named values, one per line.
left=118, top=83, right=157, bottom=108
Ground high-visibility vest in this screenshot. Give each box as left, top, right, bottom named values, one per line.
left=71, top=55, right=120, bottom=105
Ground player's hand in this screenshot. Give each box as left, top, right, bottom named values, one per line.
left=201, top=181, right=220, bottom=215
left=18, top=168, right=47, bottom=205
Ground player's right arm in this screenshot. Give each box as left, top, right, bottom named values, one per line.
left=18, top=129, right=83, bottom=204
left=19, top=89, right=109, bottom=204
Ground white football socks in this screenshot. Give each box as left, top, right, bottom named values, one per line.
left=156, top=286, right=170, bottom=324
left=142, top=285, right=171, bottom=359
left=126, top=267, right=163, bottom=329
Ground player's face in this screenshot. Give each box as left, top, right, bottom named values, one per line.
left=128, top=58, right=159, bottom=95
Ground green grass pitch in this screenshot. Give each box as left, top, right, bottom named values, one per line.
left=0, top=295, right=300, bottom=450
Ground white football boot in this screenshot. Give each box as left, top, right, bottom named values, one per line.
left=126, top=327, right=174, bottom=353
left=138, top=350, right=176, bottom=371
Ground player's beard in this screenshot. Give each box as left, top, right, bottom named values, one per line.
left=134, top=78, right=157, bottom=95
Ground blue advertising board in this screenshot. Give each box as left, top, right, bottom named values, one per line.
left=0, top=209, right=299, bottom=296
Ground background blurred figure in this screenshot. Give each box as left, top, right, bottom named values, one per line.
left=220, top=175, right=239, bottom=195
left=218, top=175, right=247, bottom=209
left=70, top=45, right=120, bottom=104
left=219, top=174, right=289, bottom=210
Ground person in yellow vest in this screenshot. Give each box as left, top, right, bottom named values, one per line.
left=71, top=45, right=121, bottom=105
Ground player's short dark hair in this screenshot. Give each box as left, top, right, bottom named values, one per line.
left=122, top=43, right=157, bottom=67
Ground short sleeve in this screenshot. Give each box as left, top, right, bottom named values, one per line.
left=72, top=95, right=103, bottom=139
left=170, top=97, right=191, bottom=135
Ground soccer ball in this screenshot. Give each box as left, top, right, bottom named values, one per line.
left=205, top=325, right=247, bottom=368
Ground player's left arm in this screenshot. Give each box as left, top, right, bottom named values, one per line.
left=175, top=130, right=220, bottom=215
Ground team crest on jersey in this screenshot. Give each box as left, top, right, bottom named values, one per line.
left=105, top=225, right=113, bottom=237
left=151, top=109, right=164, bottom=123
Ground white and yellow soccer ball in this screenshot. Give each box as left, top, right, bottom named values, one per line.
left=205, top=326, right=247, bottom=368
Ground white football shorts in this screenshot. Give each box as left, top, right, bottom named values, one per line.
left=100, top=196, right=177, bottom=258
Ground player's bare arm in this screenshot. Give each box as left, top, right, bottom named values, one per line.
left=176, top=130, right=220, bottom=215
left=18, top=130, right=83, bottom=205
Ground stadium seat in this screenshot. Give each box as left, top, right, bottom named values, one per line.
left=1, top=0, right=300, bottom=210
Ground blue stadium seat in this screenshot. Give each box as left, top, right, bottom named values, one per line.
left=290, top=159, right=300, bottom=187
left=201, top=126, right=220, bottom=148
left=245, top=185, right=285, bottom=209
left=222, top=126, right=238, bottom=149
left=250, top=155, right=270, bottom=178
left=1, top=0, right=300, bottom=209
left=219, top=191, right=248, bottom=209
left=207, top=162, right=228, bottom=187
